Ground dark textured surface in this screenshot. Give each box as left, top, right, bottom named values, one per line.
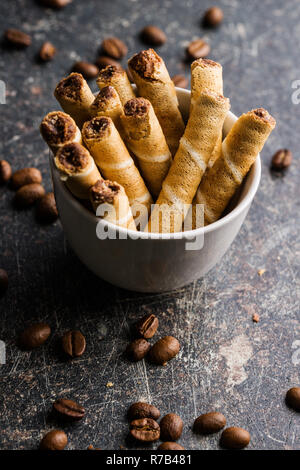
left=0, top=0, right=299, bottom=451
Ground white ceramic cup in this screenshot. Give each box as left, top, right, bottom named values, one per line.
left=50, top=88, right=261, bottom=293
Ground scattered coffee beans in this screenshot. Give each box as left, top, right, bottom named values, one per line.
left=96, top=56, right=122, bottom=70
left=128, top=402, right=161, bottom=421
left=0, top=160, right=12, bottom=184
left=160, top=413, right=183, bottom=441
left=186, top=39, right=210, bottom=61
left=220, top=427, right=251, bottom=449
left=140, top=26, right=166, bottom=46
left=172, top=75, right=188, bottom=89
left=193, top=411, right=226, bottom=434
left=203, top=7, right=224, bottom=27
left=286, top=387, right=300, bottom=411
left=40, top=430, right=68, bottom=450
left=72, top=61, right=99, bottom=79
left=136, top=314, right=158, bottom=339
left=0, top=269, right=8, bottom=297
left=53, top=398, right=85, bottom=420
left=126, top=338, right=150, bottom=361
left=148, top=336, right=180, bottom=365
left=4, top=29, right=31, bottom=48
left=39, top=42, right=57, bottom=61
left=271, top=149, right=292, bottom=170
left=14, top=183, right=45, bottom=208
left=130, top=418, right=160, bottom=442
left=158, top=442, right=185, bottom=450
left=40, top=0, right=72, bottom=8
left=19, top=323, right=51, bottom=350
left=61, top=330, right=86, bottom=358
left=36, top=193, right=58, bottom=224
left=11, top=168, right=42, bottom=189
left=101, top=37, right=128, bottom=60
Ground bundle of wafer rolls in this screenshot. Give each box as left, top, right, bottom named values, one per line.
left=40, top=48, right=275, bottom=234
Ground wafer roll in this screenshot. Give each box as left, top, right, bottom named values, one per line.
left=96, top=65, right=135, bottom=106
left=128, top=49, right=185, bottom=156
left=82, top=117, right=152, bottom=216
left=54, top=73, right=94, bottom=128
left=55, top=142, right=101, bottom=199
left=40, top=111, right=82, bottom=154
left=121, top=98, right=172, bottom=197
left=89, top=179, right=136, bottom=231
left=196, top=108, right=276, bottom=225
left=148, top=90, right=230, bottom=233
left=90, top=86, right=124, bottom=137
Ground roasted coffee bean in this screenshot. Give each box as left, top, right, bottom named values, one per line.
left=193, top=411, right=226, bottom=434
left=0, top=269, right=8, bottom=297
left=87, top=445, right=101, bottom=450
left=160, top=413, right=183, bottom=441
left=11, top=167, right=42, bottom=189
left=220, top=427, right=251, bottom=449
left=39, top=42, right=56, bottom=61
left=128, top=402, right=161, bottom=421
left=126, top=338, right=150, bottom=362
left=0, top=160, right=12, bottom=184
left=140, top=25, right=166, bottom=46
left=19, top=323, right=51, bottom=350
left=172, top=75, right=188, bottom=89
left=95, top=56, right=122, bottom=70
left=148, top=336, right=180, bottom=365
left=72, top=61, right=99, bottom=79
left=203, top=7, right=224, bottom=27
left=158, top=442, right=185, bottom=450
left=14, top=183, right=45, bottom=208
left=101, top=37, right=128, bottom=60
left=136, top=314, right=158, bottom=339
left=186, top=39, right=210, bottom=61
left=4, top=29, right=31, bottom=48
left=40, top=430, right=68, bottom=450
left=40, top=0, right=72, bottom=8
left=271, top=149, right=292, bottom=170
left=36, top=193, right=58, bottom=224
left=286, top=387, right=300, bottom=411
left=53, top=398, right=85, bottom=420
left=62, top=330, right=86, bottom=357
left=130, top=418, right=160, bottom=442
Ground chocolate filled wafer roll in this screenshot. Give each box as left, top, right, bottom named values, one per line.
left=89, top=179, right=136, bottom=231
left=196, top=108, right=276, bottom=225
left=55, top=142, right=101, bottom=199
left=148, top=90, right=230, bottom=233
left=40, top=111, right=81, bottom=154
left=54, top=73, right=94, bottom=128
left=90, top=86, right=124, bottom=137
left=128, top=49, right=185, bottom=156
left=96, top=65, right=135, bottom=106
left=121, top=98, right=172, bottom=197
left=82, top=117, right=152, bottom=216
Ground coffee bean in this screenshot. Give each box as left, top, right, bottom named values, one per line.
left=0, top=269, right=8, bottom=297
left=40, top=430, right=68, bottom=450
left=72, top=61, right=99, bottom=79
left=36, top=193, right=58, bottom=224
left=4, top=29, right=31, bottom=48
left=62, top=330, right=86, bottom=357
left=148, top=336, right=180, bottom=365
left=0, top=160, right=12, bottom=184
left=53, top=398, right=85, bottom=420
left=126, top=68, right=134, bottom=83
left=101, top=37, right=128, bottom=60
left=286, top=387, right=300, bottom=411
left=158, top=442, right=185, bottom=450
left=140, top=26, right=166, bottom=46
left=186, top=39, right=210, bottom=61
left=126, top=338, right=150, bottom=362
left=220, top=427, right=251, bottom=449
left=39, top=42, right=56, bottom=61
left=203, top=7, right=224, bottom=27
left=128, top=402, right=161, bottom=421
left=160, top=413, right=183, bottom=441
left=40, top=0, right=72, bottom=8
left=172, top=75, right=188, bottom=89
left=95, top=56, right=122, bottom=70
left=271, top=149, right=292, bottom=170
left=193, top=411, right=226, bottom=434
left=87, top=445, right=101, bottom=450
left=136, top=314, right=158, bottom=339
left=130, top=418, right=160, bottom=442
left=14, top=183, right=45, bottom=208
left=19, top=323, right=51, bottom=350
left=11, top=168, right=42, bottom=189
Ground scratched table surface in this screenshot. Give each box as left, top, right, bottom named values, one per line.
left=0, top=0, right=299, bottom=451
